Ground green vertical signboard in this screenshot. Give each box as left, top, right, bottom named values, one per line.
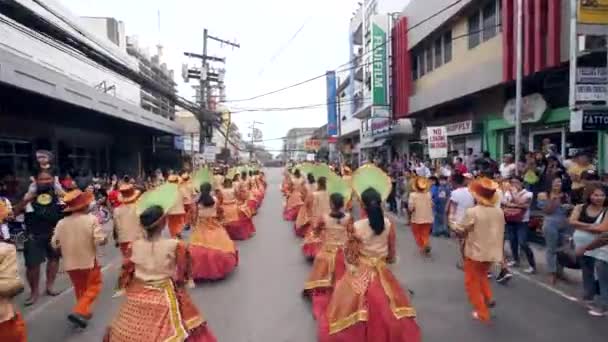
left=372, top=21, right=387, bottom=107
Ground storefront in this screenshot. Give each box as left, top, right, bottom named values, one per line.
left=420, top=119, right=483, bottom=158
left=484, top=93, right=602, bottom=169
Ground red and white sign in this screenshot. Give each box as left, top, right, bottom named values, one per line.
left=427, top=126, right=448, bottom=159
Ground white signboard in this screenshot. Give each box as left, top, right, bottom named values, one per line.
left=427, top=126, right=448, bottom=159
left=577, top=67, right=608, bottom=84
left=201, top=145, right=217, bottom=161
left=306, top=153, right=316, bottom=161
left=503, top=93, right=547, bottom=125
left=421, top=120, right=473, bottom=140
left=576, top=84, right=608, bottom=102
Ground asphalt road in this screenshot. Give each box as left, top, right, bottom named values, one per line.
left=15, top=167, right=608, bottom=341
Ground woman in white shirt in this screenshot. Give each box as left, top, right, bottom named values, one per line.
left=503, top=176, right=536, bottom=274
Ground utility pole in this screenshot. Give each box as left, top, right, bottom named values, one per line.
left=514, top=0, right=523, bottom=171
left=249, top=121, right=263, bottom=161
left=183, top=29, right=240, bottom=154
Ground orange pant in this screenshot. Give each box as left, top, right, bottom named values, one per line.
left=411, top=223, right=431, bottom=251
left=0, top=312, right=26, bottom=342
left=464, top=258, right=493, bottom=322
left=168, top=214, right=185, bottom=238
left=67, top=263, right=102, bottom=318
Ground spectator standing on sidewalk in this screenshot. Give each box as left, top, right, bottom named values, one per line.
left=499, top=154, right=517, bottom=179
left=503, top=176, right=536, bottom=274
left=537, top=177, right=572, bottom=284
left=570, top=185, right=608, bottom=317
left=431, top=176, right=450, bottom=237
left=18, top=170, right=63, bottom=306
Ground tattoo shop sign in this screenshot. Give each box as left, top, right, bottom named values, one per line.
left=427, top=126, right=448, bottom=159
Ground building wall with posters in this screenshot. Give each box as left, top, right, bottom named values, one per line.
left=283, top=128, right=317, bottom=161
left=395, top=0, right=608, bottom=171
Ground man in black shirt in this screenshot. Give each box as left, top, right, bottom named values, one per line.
left=21, top=170, right=63, bottom=305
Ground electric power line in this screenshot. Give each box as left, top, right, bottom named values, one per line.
left=221, top=0, right=465, bottom=104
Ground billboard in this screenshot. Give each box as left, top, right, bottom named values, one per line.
left=371, top=15, right=389, bottom=107
left=326, top=71, right=338, bottom=136
left=579, top=0, right=608, bottom=25
left=305, top=139, right=321, bottom=152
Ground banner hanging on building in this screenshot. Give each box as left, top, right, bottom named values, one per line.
left=579, top=0, right=608, bottom=25
left=305, top=139, right=321, bottom=152
left=326, top=71, right=338, bottom=136
left=371, top=15, right=388, bottom=107
left=427, top=126, right=448, bottom=159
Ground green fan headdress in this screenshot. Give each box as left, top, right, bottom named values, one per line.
left=136, top=183, right=179, bottom=216
left=226, top=167, right=238, bottom=180
left=352, top=164, right=392, bottom=201
left=299, top=163, right=315, bottom=178
left=327, top=173, right=352, bottom=202
left=193, top=167, right=213, bottom=190
left=312, top=163, right=333, bottom=181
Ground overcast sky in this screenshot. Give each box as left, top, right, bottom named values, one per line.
left=60, top=0, right=361, bottom=152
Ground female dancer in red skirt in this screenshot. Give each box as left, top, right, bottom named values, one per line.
left=104, top=184, right=216, bottom=342
left=318, top=165, right=421, bottom=342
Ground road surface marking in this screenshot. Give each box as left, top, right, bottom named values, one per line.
left=24, top=258, right=120, bottom=323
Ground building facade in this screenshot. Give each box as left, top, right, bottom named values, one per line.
left=0, top=0, right=182, bottom=199
left=283, top=128, right=317, bottom=161
left=394, top=0, right=607, bottom=170
left=127, top=37, right=177, bottom=120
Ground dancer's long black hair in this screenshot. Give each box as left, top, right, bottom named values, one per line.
left=198, top=183, right=215, bottom=207
left=361, top=188, right=385, bottom=235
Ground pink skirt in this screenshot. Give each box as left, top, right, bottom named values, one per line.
left=302, top=241, right=322, bottom=260
left=190, top=246, right=238, bottom=281
left=317, top=276, right=421, bottom=342
left=224, top=219, right=255, bottom=240
left=294, top=223, right=310, bottom=238
left=283, top=206, right=301, bottom=221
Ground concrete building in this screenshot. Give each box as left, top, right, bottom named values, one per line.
left=127, top=37, right=177, bottom=120
left=341, top=0, right=417, bottom=166
left=0, top=0, right=182, bottom=198
left=283, top=127, right=317, bottom=161
left=394, top=0, right=607, bottom=167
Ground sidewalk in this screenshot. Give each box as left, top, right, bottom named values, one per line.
left=386, top=211, right=585, bottom=303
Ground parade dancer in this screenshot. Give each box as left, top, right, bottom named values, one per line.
left=295, top=173, right=315, bottom=238
left=180, top=172, right=197, bottom=230
left=303, top=175, right=352, bottom=320
left=319, top=165, right=421, bottom=342
left=189, top=169, right=238, bottom=281
left=408, top=177, right=433, bottom=256
left=452, top=178, right=505, bottom=323
left=284, top=169, right=306, bottom=221
left=104, top=183, right=216, bottom=342
left=0, top=203, right=26, bottom=342
left=302, top=176, right=330, bottom=260
left=167, top=175, right=187, bottom=239
left=112, top=184, right=143, bottom=295
left=51, top=189, right=107, bottom=328
left=220, top=177, right=256, bottom=240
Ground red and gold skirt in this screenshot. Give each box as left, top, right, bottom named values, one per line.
left=318, top=261, right=420, bottom=342
left=189, top=220, right=238, bottom=280
left=302, top=230, right=323, bottom=260
left=303, top=246, right=346, bottom=320
left=104, top=279, right=216, bottom=342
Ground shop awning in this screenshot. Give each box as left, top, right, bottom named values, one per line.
left=360, top=138, right=387, bottom=149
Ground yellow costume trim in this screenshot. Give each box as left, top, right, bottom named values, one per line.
left=360, top=256, right=417, bottom=320
left=303, top=279, right=332, bottom=290
left=329, top=310, right=369, bottom=334
left=143, top=280, right=188, bottom=342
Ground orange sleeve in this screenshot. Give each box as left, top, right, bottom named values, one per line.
left=344, top=219, right=361, bottom=266
left=174, top=242, right=192, bottom=286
